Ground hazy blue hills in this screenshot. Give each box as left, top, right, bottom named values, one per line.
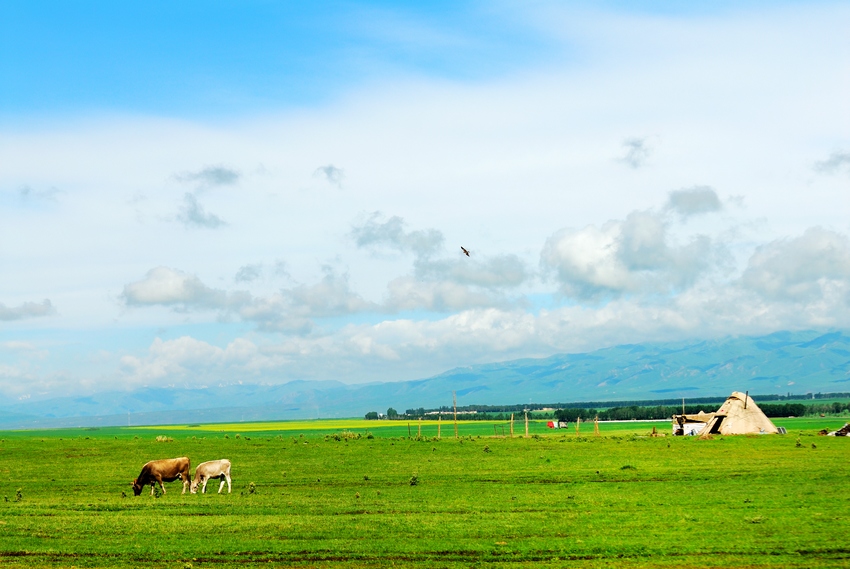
left=2, top=330, right=849, bottom=429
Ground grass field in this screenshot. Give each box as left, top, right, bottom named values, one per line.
left=1, top=417, right=848, bottom=568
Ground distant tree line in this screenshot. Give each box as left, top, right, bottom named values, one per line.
left=364, top=393, right=850, bottom=421
left=554, top=403, right=814, bottom=422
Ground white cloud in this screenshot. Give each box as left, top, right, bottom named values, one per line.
left=173, top=165, right=241, bottom=187
left=283, top=266, right=376, bottom=318
left=119, top=336, right=287, bottom=385
left=177, top=193, right=227, bottom=229
left=618, top=137, right=651, bottom=169
left=351, top=212, right=444, bottom=258
left=241, top=267, right=377, bottom=333
left=19, top=185, right=63, bottom=203
left=414, top=254, right=529, bottom=289
left=540, top=209, right=722, bottom=299
left=314, top=164, right=344, bottom=188
left=0, top=300, right=55, bottom=321
left=383, top=277, right=509, bottom=312
left=740, top=228, right=850, bottom=303
left=350, top=213, right=529, bottom=311
left=814, top=151, right=850, bottom=175
left=122, top=265, right=376, bottom=333
left=665, top=186, right=722, bottom=218
left=235, top=263, right=263, bottom=283
left=121, top=267, right=230, bottom=308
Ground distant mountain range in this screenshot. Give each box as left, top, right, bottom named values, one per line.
left=2, top=330, right=849, bottom=429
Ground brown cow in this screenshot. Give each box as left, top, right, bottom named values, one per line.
left=131, top=457, right=190, bottom=496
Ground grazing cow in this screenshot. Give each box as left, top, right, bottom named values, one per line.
left=191, top=459, right=232, bottom=494
left=131, top=457, right=190, bottom=496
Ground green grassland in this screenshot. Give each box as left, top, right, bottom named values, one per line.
left=1, top=418, right=848, bottom=568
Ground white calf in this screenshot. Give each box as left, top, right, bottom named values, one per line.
left=190, top=459, right=232, bottom=494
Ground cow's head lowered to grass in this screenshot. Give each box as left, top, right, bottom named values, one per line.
left=131, top=457, right=191, bottom=496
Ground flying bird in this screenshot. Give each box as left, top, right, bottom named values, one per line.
left=461, top=246, right=470, bottom=257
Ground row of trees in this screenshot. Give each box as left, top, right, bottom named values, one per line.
left=553, top=403, right=812, bottom=422
left=366, top=400, right=850, bottom=422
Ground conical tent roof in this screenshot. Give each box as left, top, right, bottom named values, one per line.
left=699, top=392, right=779, bottom=436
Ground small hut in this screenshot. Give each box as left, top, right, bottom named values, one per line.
left=698, top=392, right=779, bottom=436
left=672, top=411, right=715, bottom=436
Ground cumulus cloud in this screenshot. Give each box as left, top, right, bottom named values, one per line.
left=178, top=193, right=227, bottom=229
left=351, top=212, right=528, bottom=308
left=63, top=223, right=850, bottom=390
left=665, top=186, right=722, bottom=218
left=122, top=267, right=232, bottom=309
left=814, top=151, right=850, bottom=175
left=619, top=137, right=651, bottom=169
left=239, top=266, right=378, bottom=333
left=349, top=212, right=529, bottom=311
left=314, top=164, right=344, bottom=187
left=119, top=336, right=283, bottom=385
left=123, top=265, right=377, bottom=334
left=414, top=254, right=528, bottom=289
left=233, top=261, right=289, bottom=283
left=122, top=251, right=524, bottom=334
left=739, top=227, right=850, bottom=302
left=284, top=266, right=377, bottom=318
left=173, top=166, right=241, bottom=187
left=235, top=263, right=263, bottom=283
left=351, top=212, right=444, bottom=257
left=541, top=211, right=720, bottom=298
left=384, top=277, right=511, bottom=312
left=0, top=299, right=55, bottom=321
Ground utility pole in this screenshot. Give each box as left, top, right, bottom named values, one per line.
left=453, top=391, right=458, bottom=439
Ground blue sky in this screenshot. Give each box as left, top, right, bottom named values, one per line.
left=1, top=1, right=557, bottom=118
left=2, top=1, right=807, bottom=118
left=1, top=1, right=849, bottom=403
